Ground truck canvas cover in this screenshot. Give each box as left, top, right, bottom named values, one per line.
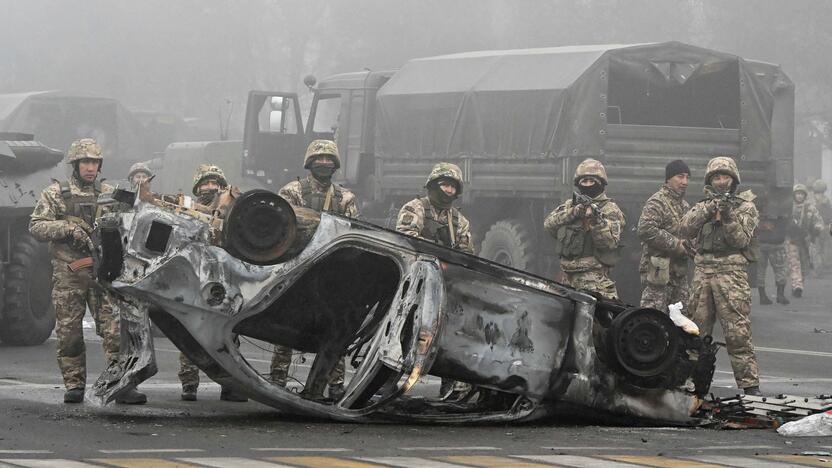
left=375, top=41, right=793, bottom=164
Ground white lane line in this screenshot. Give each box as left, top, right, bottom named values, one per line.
left=0, top=460, right=99, bottom=468
left=684, top=455, right=806, bottom=468
left=520, top=455, right=645, bottom=467
left=539, top=447, right=646, bottom=451
left=690, top=445, right=776, bottom=450
left=755, top=346, right=832, bottom=358
left=399, top=447, right=501, bottom=451
left=97, top=448, right=205, bottom=454
left=0, top=451, right=53, bottom=455
left=178, top=457, right=292, bottom=468
left=250, top=448, right=352, bottom=452
left=361, top=457, right=468, bottom=468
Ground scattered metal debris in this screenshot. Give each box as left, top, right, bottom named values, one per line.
left=700, top=394, right=832, bottom=429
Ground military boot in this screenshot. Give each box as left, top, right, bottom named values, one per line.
left=63, top=388, right=84, bottom=404
left=181, top=385, right=197, bottom=401
left=327, top=383, right=346, bottom=400
left=792, top=287, right=803, bottom=298
left=776, top=284, right=790, bottom=305
left=220, top=386, right=248, bottom=402
left=116, top=388, right=147, bottom=405
left=743, top=386, right=763, bottom=396
left=758, top=287, right=772, bottom=305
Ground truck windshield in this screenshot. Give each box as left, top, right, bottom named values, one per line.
left=312, top=95, right=342, bottom=135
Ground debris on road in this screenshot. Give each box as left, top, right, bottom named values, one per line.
left=701, top=394, right=832, bottom=430
left=778, top=410, right=832, bottom=437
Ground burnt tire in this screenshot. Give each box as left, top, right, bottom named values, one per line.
left=479, top=219, right=534, bottom=272
left=0, top=233, right=55, bottom=346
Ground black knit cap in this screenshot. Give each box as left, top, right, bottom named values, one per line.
left=665, top=159, right=690, bottom=181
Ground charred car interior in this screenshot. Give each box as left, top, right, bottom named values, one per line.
left=91, top=185, right=717, bottom=424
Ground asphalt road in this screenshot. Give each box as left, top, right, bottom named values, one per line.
left=1, top=274, right=831, bottom=467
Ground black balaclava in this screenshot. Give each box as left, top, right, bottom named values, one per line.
left=427, top=179, right=458, bottom=209
left=577, top=177, right=604, bottom=198
left=310, top=165, right=336, bottom=184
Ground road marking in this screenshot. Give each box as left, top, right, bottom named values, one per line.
left=689, top=445, right=776, bottom=450
left=762, top=455, right=832, bottom=467
left=266, top=457, right=384, bottom=468
left=90, top=459, right=198, bottom=468
left=0, top=451, right=53, bottom=455
left=684, top=455, right=808, bottom=468
left=521, top=455, right=646, bottom=467
left=251, top=448, right=352, bottom=452
left=601, top=455, right=725, bottom=467
left=399, top=447, right=501, bottom=452
left=540, top=447, right=646, bottom=451
left=178, top=458, right=293, bottom=468
left=97, top=449, right=205, bottom=454
left=360, top=457, right=469, bottom=468
left=755, top=346, right=832, bottom=358
left=0, top=461, right=98, bottom=468
left=439, top=455, right=558, bottom=467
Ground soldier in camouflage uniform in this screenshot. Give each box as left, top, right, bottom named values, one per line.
left=637, top=160, right=693, bottom=312
left=179, top=164, right=248, bottom=402
left=127, top=162, right=153, bottom=188
left=754, top=190, right=790, bottom=305
left=29, top=138, right=146, bottom=404
left=810, top=179, right=832, bottom=274
left=786, top=184, right=824, bottom=297
left=680, top=156, right=761, bottom=396
left=270, top=140, right=359, bottom=399
left=396, top=162, right=473, bottom=399
left=544, top=159, right=626, bottom=300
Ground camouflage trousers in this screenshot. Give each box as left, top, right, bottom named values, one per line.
left=786, top=240, right=810, bottom=290
left=687, top=266, right=759, bottom=388
left=562, top=267, right=618, bottom=300
left=810, top=233, right=832, bottom=273
left=270, top=345, right=345, bottom=387
left=755, top=242, right=788, bottom=287
left=639, top=273, right=689, bottom=313
left=178, top=353, right=200, bottom=388
left=51, top=258, right=120, bottom=390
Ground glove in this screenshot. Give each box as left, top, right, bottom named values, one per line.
left=68, top=224, right=92, bottom=252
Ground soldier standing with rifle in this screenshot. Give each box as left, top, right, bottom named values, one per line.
left=680, top=156, right=762, bottom=396
left=810, top=179, right=832, bottom=274
left=786, top=184, right=823, bottom=297
left=754, top=190, right=790, bottom=305
left=29, top=138, right=146, bottom=404
left=544, top=158, right=626, bottom=300
left=637, top=160, right=693, bottom=312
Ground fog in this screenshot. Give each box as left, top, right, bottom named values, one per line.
left=0, top=1, right=828, bottom=157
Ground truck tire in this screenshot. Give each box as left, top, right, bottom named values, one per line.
left=479, top=219, right=534, bottom=272
left=0, top=233, right=55, bottom=346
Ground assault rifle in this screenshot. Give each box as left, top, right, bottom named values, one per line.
left=704, top=187, right=739, bottom=222
left=572, top=192, right=604, bottom=222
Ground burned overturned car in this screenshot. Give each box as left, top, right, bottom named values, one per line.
left=93, top=186, right=716, bottom=424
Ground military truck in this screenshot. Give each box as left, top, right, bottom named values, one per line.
left=220, top=42, right=798, bottom=302
left=0, top=134, right=64, bottom=345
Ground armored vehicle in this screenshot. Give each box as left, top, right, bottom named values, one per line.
left=0, top=134, right=64, bottom=345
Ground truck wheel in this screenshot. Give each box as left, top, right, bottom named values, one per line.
left=479, top=220, right=534, bottom=272
left=0, top=233, right=55, bottom=346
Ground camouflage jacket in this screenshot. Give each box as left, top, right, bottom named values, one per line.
left=680, top=189, right=758, bottom=270
left=637, top=185, right=690, bottom=275
left=29, top=177, right=113, bottom=263
left=396, top=197, right=473, bottom=253
left=543, top=193, right=626, bottom=272
left=278, top=175, right=359, bottom=218
left=812, top=194, right=832, bottom=222
left=790, top=200, right=824, bottom=242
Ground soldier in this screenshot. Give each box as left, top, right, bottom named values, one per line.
left=270, top=140, right=359, bottom=399
left=127, top=162, right=153, bottom=188
left=637, top=159, right=693, bottom=312
left=786, top=184, right=824, bottom=297
left=680, top=156, right=761, bottom=396
left=179, top=164, right=248, bottom=402
left=754, top=191, right=790, bottom=305
left=544, top=158, right=626, bottom=300
left=810, top=179, right=832, bottom=274
left=29, top=138, right=146, bottom=404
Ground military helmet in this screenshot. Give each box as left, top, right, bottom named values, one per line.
left=128, top=162, right=153, bottom=180
left=303, top=139, right=341, bottom=169
left=66, top=138, right=103, bottom=164
left=812, top=179, right=827, bottom=193
left=573, top=158, right=608, bottom=185
left=425, top=162, right=464, bottom=194
left=704, top=156, right=740, bottom=185
left=192, top=164, right=228, bottom=196
left=793, top=183, right=808, bottom=195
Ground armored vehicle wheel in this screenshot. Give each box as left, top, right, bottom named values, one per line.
left=0, top=233, right=55, bottom=346
left=479, top=219, right=534, bottom=272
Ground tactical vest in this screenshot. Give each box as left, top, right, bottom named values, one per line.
left=696, top=205, right=758, bottom=262
left=418, top=197, right=460, bottom=248
left=59, top=179, right=102, bottom=229
left=553, top=201, right=621, bottom=267
left=300, top=177, right=345, bottom=214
